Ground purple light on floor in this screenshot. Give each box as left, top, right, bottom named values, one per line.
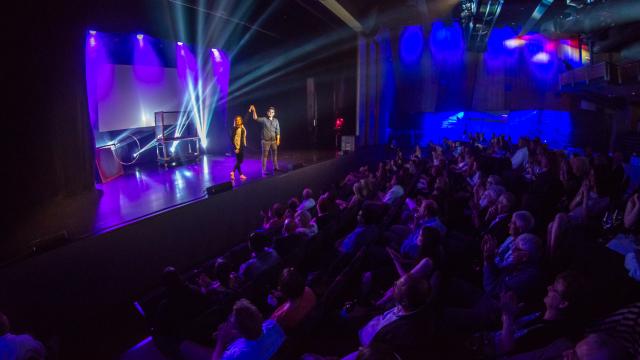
left=133, top=34, right=163, bottom=83
left=532, top=51, right=550, bottom=63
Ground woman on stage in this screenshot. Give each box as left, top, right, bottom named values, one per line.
left=231, top=115, right=247, bottom=180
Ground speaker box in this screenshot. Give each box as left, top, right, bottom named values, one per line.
left=95, top=145, right=123, bottom=183
left=206, top=181, right=233, bottom=196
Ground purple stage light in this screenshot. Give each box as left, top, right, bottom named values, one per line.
left=177, top=42, right=183, bottom=46
left=133, top=33, right=163, bottom=83
left=89, top=30, right=97, bottom=35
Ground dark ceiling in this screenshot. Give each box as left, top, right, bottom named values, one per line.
left=165, top=0, right=640, bottom=60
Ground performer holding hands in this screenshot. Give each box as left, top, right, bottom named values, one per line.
left=249, top=105, right=281, bottom=177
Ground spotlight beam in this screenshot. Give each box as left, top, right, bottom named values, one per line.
left=168, top=0, right=281, bottom=39
left=318, top=0, right=362, bottom=32
left=519, top=0, right=555, bottom=36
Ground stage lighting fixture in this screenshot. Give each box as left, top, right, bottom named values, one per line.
left=177, top=41, right=183, bottom=46
left=89, top=30, right=97, bottom=35
left=137, top=34, right=144, bottom=40
left=211, top=48, right=222, bottom=62
left=504, top=37, right=526, bottom=49
left=532, top=52, right=550, bottom=63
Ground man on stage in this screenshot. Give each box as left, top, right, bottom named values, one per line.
left=250, top=105, right=281, bottom=177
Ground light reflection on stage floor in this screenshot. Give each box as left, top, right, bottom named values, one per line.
left=5, top=149, right=335, bottom=263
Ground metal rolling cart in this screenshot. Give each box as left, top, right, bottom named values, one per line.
left=155, top=111, right=201, bottom=167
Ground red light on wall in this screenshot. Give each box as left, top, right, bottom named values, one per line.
left=335, top=117, right=344, bottom=129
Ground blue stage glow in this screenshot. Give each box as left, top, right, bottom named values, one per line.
left=485, top=27, right=518, bottom=70
left=378, top=32, right=396, bottom=144
left=400, top=26, right=424, bottom=64
left=417, top=110, right=572, bottom=149
left=429, top=21, right=464, bottom=64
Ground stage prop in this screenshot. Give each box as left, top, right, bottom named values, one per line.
left=95, top=145, right=124, bottom=183
left=155, top=111, right=201, bottom=166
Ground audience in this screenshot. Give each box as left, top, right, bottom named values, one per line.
left=0, top=312, right=45, bottom=360
left=270, top=268, right=317, bottom=333
left=239, top=232, right=281, bottom=283
left=103, top=133, right=639, bottom=360
left=295, top=210, right=318, bottom=238
left=298, top=188, right=316, bottom=212
left=211, top=299, right=285, bottom=360
left=355, top=274, right=433, bottom=360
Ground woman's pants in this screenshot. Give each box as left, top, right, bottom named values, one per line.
left=233, top=149, right=244, bottom=174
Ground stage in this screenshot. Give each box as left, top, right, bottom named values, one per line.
left=3, top=148, right=336, bottom=264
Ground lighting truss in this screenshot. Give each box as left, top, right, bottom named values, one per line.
left=463, top=0, right=504, bottom=52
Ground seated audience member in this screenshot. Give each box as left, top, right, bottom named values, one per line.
left=561, top=333, right=631, bottom=360
left=313, top=194, right=338, bottom=231
left=198, top=258, right=238, bottom=298
left=0, top=312, right=46, bottom=360
left=262, top=203, right=286, bottom=238
left=522, top=150, right=564, bottom=226
left=338, top=204, right=380, bottom=255
left=270, top=268, right=317, bottom=332
left=400, top=200, right=446, bottom=260
left=295, top=210, right=318, bottom=238
left=483, top=233, right=545, bottom=303
left=567, top=166, right=610, bottom=225
left=379, top=226, right=443, bottom=307
left=239, top=232, right=281, bottom=283
left=481, top=271, right=587, bottom=357
left=298, top=188, right=316, bottom=212
left=285, top=198, right=300, bottom=220
left=411, top=145, right=422, bottom=161
left=212, top=299, right=285, bottom=360
left=382, top=175, right=404, bottom=204
left=154, top=267, right=212, bottom=356
left=492, top=211, right=536, bottom=269
left=511, top=137, right=529, bottom=171
left=482, top=192, right=516, bottom=241
left=274, top=219, right=303, bottom=260
left=357, top=275, right=434, bottom=360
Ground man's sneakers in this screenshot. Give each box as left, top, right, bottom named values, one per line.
left=239, top=174, right=247, bottom=181
left=230, top=171, right=235, bottom=179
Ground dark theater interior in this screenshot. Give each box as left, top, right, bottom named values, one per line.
left=3, top=0, right=640, bottom=359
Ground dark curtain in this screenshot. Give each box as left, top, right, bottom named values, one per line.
left=4, top=1, right=96, bottom=230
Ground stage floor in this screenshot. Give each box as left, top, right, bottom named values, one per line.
left=5, top=149, right=336, bottom=263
